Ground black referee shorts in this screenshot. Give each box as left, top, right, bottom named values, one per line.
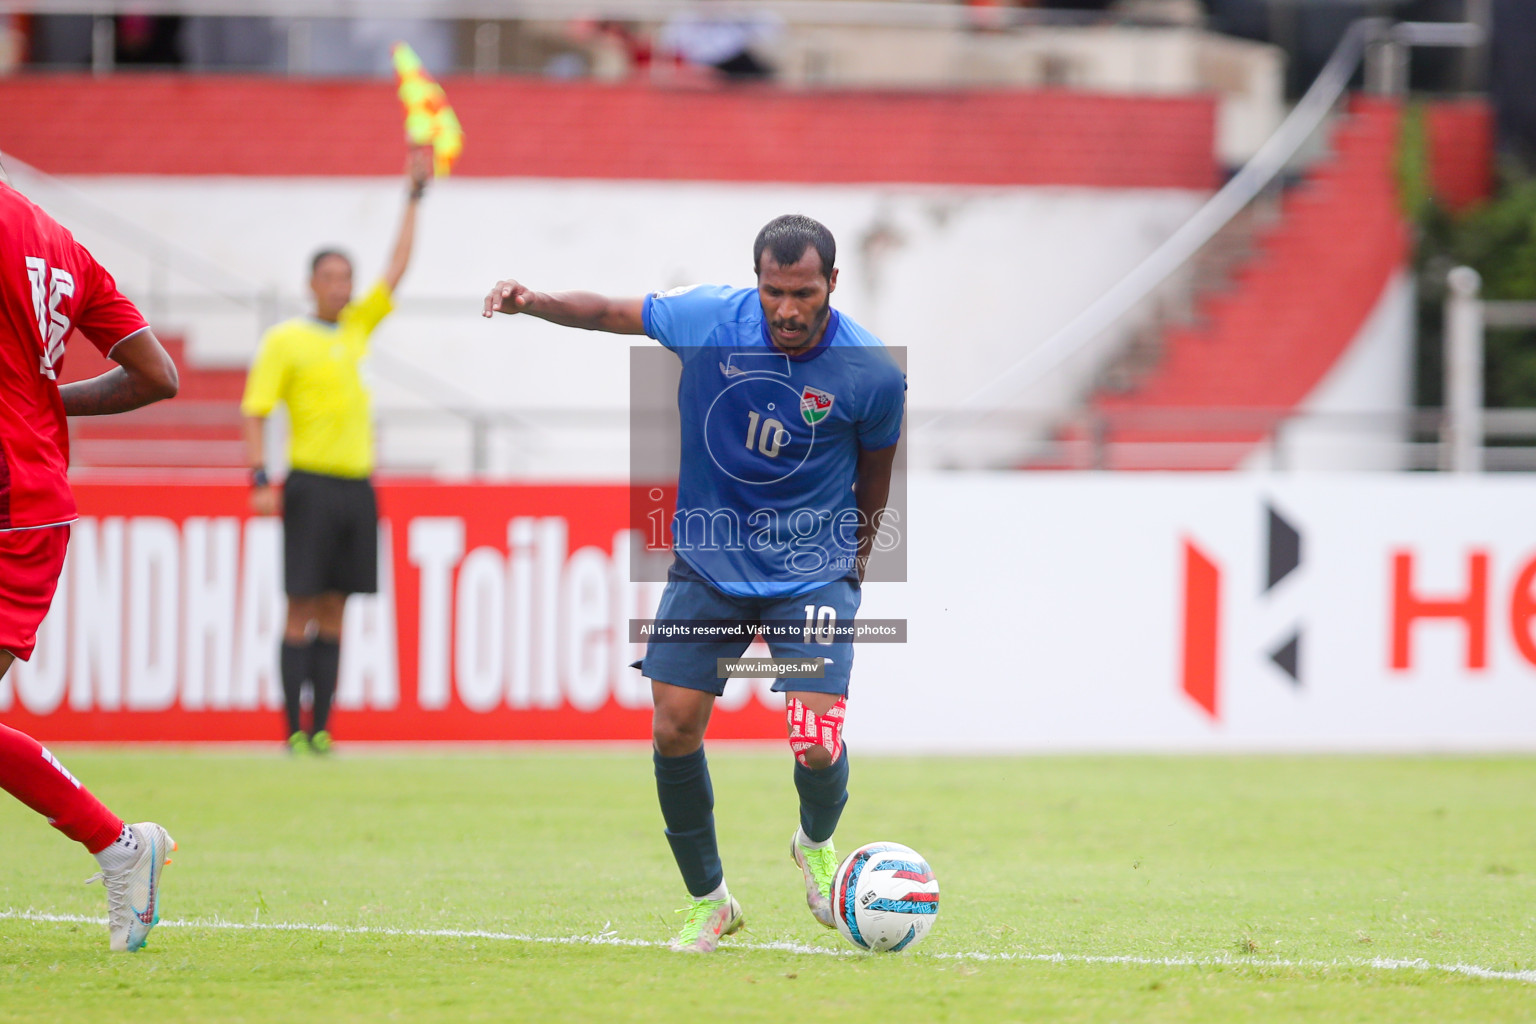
left=282, top=470, right=379, bottom=597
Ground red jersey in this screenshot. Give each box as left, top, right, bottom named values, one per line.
left=0, top=181, right=148, bottom=530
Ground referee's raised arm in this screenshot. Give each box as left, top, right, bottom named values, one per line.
left=383, top=147, right=433, bottom=293
left=481, top=280, right=647, bottom=335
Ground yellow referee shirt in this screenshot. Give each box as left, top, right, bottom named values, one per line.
left=241, top=282, right=393, bottom=479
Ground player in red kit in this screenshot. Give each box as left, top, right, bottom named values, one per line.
left=0, top=161, right=180, bottom=952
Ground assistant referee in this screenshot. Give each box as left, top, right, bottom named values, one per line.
left=241, top=149, right=431, bottom=754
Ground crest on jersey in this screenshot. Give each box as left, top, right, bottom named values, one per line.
left=800, top=386, right=835, bottom=425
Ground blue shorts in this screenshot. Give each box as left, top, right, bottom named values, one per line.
left=636, top=557, right=861, bottom=697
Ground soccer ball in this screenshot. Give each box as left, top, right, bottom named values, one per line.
left=831, top=841, right=939, bottom=952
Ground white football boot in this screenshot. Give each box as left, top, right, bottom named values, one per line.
left=87, top=822, right=176, bottom=952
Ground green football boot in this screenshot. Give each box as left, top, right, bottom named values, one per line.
left=670, top=895, right=744, bottom=953
left=790, top=833, right=838, bottom=929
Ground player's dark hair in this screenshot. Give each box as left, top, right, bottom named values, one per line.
left=310, top=248, right=353, bottom=275
left=753, top=215, right=836, bottom=280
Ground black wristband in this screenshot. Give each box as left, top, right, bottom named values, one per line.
left=409, top=184, right=427, bottom=201
left=251, top=467, right=270, bottom=489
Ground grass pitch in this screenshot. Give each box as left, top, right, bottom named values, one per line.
left=1, top=749, right=1533, bottom=1022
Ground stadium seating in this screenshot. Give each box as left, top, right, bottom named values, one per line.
left=0, top=75, right=1217, bottom=188
left=1424, top=97, right=1495, bottom=213
left=1041, top=97, right=1412, bottom=470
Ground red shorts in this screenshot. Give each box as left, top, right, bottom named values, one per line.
left=0, top=524, right=70, bottom=661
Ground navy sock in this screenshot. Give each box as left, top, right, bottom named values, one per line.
left=794, top=749, right=850, bottom=844
left=310, top=637, right=340, bottom=735
left=654, top=746, right=723, bottom=898
left=280, top=640, right=311, bottom=737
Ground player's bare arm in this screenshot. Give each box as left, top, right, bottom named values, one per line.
left=852, top=442, right=898, bottom=585
left=58, top=327, right=179, bottom=416
left=381, top=147, right=432, bottom=293
left=481, top=280, right=646, bottom=334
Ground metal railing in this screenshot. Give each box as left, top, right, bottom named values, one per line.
left=1441, top=266, right=1536, bottom=474
left=976, top=406, right=1533, bottom=473
left=351, top=404, right=1536, bottom=478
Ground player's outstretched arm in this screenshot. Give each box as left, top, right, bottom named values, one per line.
left=482, top=279, right=646, bottom=335
left=381, top=147, right=432, bottom=293
left=852, top=442, right=898, bottom=584
left=59, top=328, right=179, bottom=416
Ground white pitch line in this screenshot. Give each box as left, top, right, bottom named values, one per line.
left=3, top=909, right=1534, bottom=985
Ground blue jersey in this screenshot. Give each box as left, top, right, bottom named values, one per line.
left=642, top=284, right=905, bottom=598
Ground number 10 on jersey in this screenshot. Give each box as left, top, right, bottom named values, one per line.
left=745, top=410, right=789, bottom=458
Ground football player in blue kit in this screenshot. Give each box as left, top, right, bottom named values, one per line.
left=482, top=215, right=905, bottom=952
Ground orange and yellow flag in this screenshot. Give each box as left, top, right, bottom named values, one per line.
left=392, top=42, right=463, bottom=176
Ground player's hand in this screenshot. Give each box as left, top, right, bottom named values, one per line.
left=250, top=484, right=280, bottom=517
left=483, top=279, right=534, bottom=318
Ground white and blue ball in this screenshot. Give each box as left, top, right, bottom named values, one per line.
left=832, top=841, right=939, bottom=952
